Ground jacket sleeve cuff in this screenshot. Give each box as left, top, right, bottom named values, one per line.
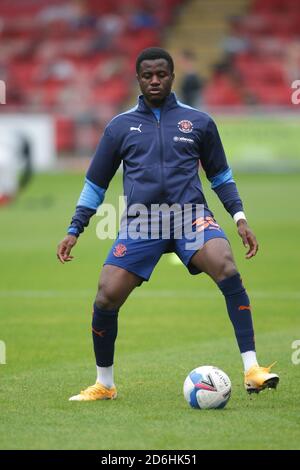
left=67, top=226, right=80, bottom=237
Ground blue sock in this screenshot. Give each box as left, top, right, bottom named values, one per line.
left=217, top=273, right=255, bottom=353
left=92, top=304, right=118, bottom=367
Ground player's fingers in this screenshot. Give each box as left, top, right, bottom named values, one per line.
left=57, top=243, right=67, bottom=264
left=64, top=256, right=74, bottom=262
left=244, top=234, right=253, bottom=258
left=241, top=232, right=249, bottom=248
left=63, top=241, right=76, bottom=260
left=57, top=254, right=65, bottom=264
left=245, top=235, right=258, bottom=258
left=58, top=253, right=65, bottom=263
left=63, top=243, right=73, bottom=258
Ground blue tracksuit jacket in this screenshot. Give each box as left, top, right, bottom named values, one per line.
left=68, top=92, right=243, bottom=236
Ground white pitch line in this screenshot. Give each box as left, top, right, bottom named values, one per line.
left=0, top=290, right=300, bottom=300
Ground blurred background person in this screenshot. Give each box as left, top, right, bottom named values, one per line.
left=0, top=131, right=33, bottom=205
left=178, top=49, right=204, bottom=107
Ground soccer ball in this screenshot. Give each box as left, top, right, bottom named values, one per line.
left=183, top=365, right=231, bottom=409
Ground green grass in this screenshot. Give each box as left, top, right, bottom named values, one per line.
left=216, top=115, right=300, bottom=171
left=0, top=171, right=300, bottom=450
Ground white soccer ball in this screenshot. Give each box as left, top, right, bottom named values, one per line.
left=183, top=365, right=231, bottom=409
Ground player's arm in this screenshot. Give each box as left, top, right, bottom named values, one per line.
left=199, top=118, right=258, bottom=259
left=57, top=125, right=122, bottom=264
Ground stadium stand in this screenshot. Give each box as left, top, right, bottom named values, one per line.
left=1, top=0, right=299, bottom=153
left=0, top=0, right=184, bottom=152
left=202, top=0, right=300, bottom=106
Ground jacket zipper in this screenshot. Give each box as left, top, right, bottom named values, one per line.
left=157, top=117, right=165, bottom=197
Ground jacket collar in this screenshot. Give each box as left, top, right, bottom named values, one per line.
left=137, top=92, right=178, bottom=113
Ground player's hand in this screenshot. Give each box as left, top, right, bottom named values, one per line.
left=237, top=220, right=258, bottom=259
left=57, top=235, right=77, bottom=264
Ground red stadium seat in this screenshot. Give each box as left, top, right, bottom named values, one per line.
left=55, top=116, right=75, bottom=152
left=92, top=78, right=129, bottom=105
left=213, top=0, right=300, bottom=106
left=203, top=76, right=244, bottom=106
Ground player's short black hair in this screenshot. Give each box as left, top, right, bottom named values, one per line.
left=136, top=47, right=174, bottom=74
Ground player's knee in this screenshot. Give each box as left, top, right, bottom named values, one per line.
left=215, top=254, right=237, bottom=282
left=95, top=286, right=120, bottom=311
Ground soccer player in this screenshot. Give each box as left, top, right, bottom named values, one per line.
left=57, top=48, right=279, bottom=401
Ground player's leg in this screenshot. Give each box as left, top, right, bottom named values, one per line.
left=190, top=238, right=279, bottom=393
left=92, top=264, right=142, bottom=389
left=189, top=237, right=237, bottom=282
left=69, top=235, right=169, bottom=401
left=190, top=238, right=256, bottom=363
left=69, top=265, right=142, bottom=401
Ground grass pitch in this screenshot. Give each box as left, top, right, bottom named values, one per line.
left=0, top=171, right=300, bottom=450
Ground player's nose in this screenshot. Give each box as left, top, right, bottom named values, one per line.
left=150, top=75, right=160, bottom=86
